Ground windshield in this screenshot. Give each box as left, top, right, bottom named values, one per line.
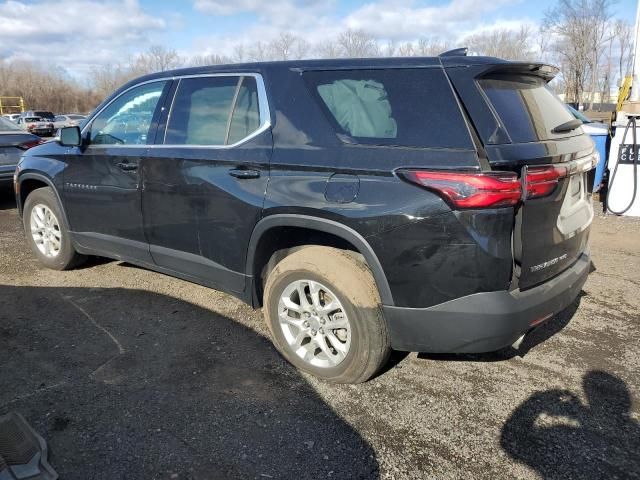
left=25, top=117, right=42, bottom=122
left=0, top=117, right=22, bottom=131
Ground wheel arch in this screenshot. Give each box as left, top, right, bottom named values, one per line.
left=246, top=214, right=394, bottom=307
left=17, top=173, right=66, bottom=222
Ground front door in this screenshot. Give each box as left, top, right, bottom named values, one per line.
left=142, top=74, right=272, bottom=295
left=63, top=80, right=170, bottom=262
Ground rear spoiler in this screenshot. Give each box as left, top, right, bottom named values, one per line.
left=440, top=56, right=559, bottom=82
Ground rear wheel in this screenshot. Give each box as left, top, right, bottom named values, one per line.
left=23, top=187, right=86, bottom=270
left=264, top=246, right=390, bottom=384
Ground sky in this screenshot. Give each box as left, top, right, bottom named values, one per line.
left=0, top=0, right=636, bottom=81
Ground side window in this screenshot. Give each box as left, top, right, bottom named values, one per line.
left=164, top=75, right=261, bottom=146
left=305, top=69, right=474, bottom=149
left=55, top=116, right=65, bottom=122
left=89, top=81, right=167, bottom=146
left=228, top=77, right=260, bottom=144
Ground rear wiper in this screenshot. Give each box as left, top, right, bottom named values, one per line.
left=552, top=119, right=583, bottom=133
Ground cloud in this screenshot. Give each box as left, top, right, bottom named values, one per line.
left=188, top=0, right=527, bottom=59
left=0, top=0, right=166, bottom=77
left=193, top=0, right=330, bottom=19
left=343, top=0, right=521, bottom=40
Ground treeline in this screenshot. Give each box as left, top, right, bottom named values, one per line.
left=0, top=60, right=101, bottom=114
left=0, top=0, right=633, bottom=114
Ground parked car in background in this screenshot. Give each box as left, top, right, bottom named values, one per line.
left=15, top=56, right=595, bottom=383
left=0, top=117, right=42, bottom=186
left=53, top=114, right=87, bottom=130
left=20, top=111, right=55, bottom=122
left=15, top=116, right=55, bottom=137
left=1, top=114, right=21, bottom=122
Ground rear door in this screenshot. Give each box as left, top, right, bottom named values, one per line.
left=142, top=73, right=272, bottom=295
left=446, top=62, right=596, bottom=289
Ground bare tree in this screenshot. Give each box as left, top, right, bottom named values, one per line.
left=337, top=29, right=379, bottom=58
left=465, top=26, right=535, bottom=60
left=189, top=53, right=233, bottom=66
left=544, top=0, right=615, bottom=107
left=317, top=41, right=342, bottom=58
left=614, top=20, right=634, bottom=82
left=268, top=32, right=309, bottom=60
left=132, top=45, right=183, bottom=74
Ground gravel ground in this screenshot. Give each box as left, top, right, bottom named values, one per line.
left=1, top=187, right=639, bottom=479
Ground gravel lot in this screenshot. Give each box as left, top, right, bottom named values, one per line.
left=1, top=187, right=639, bottom=479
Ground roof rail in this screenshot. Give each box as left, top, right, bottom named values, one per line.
left=439, top=47, right=468, bottom=57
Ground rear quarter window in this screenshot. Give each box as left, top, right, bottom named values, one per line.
left=304, top=68, right=473, bottom=149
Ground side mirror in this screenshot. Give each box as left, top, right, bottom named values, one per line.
left=59, top=126, right=82, bottom=147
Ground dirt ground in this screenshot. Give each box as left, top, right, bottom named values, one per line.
left=1, top=187, right=638, bottom=480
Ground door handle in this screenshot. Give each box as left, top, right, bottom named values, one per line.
left=229, top=169, right=260, bottom=179
left=117, top=162, right=138, bottom=172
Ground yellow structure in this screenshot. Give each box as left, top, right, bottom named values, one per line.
left=0, top=96, right=25, bottom=115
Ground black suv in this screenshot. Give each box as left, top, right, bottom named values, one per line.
left=15, top=55, right=595, bottom=383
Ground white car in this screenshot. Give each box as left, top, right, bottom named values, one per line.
left=1, top=114, right=21, bottom=122
left=15, top=116, right=55, bottom=136
left=53, top=114, right=87, bottom=130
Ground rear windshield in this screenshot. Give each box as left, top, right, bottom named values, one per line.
left=478, top=74, right=578, bottom=143
left=304, top=69, right=473, bottom=149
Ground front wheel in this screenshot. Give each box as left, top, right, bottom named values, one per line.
left=263, top=246, right=390, bottom=384
left=23, top=187, right=86, bottom=270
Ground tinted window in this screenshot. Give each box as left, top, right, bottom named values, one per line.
left=165, top=76, right=261, bottom=146
left=227, top=77, right=260, bottom=145
left=89, top=81, right=167, bottom=145
left=479, top=74, right=578, bottom=143
left=305, top=68, right=473, bottom=149
left=55, top=116, right=65, bottom=122
left=34, top=111, right=54, bottom=120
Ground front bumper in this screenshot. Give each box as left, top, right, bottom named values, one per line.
left=383, top=252, right=590, bottom=353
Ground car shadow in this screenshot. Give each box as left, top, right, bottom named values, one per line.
left=0, top=284, right=379, bottom=480
left=501, top=370, right=640, bottom=478
left=416, top=291, right=584, bottom=363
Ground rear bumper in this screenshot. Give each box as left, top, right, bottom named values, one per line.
left=383, top=251, right=590, bottom=353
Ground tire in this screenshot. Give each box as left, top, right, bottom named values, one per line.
left=23, top=187, right=86, bottom=270
left=264, top=246, right=391, bottom=384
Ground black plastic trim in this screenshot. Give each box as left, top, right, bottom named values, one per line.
left=384, top=251, right=590, bottom=353
left=246, top=214, right=394, bottom=305
left=17, top=172, right=65, bottom=220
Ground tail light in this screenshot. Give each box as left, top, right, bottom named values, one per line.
left=525, top=165, right=568, bottom=199
left=17, top=139, right=44, bottom=150
left=398, top=170, right=521, bottom=209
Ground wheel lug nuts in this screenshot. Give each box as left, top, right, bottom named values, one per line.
left=320, top=318, right=325, bottom=325
left=304, top=312, right=311, bottom=318
left=311, top=329, right=317, bottom=336
left=303, top=321, right=310, bottom=328
left=319, top=328, right=324, bottom=334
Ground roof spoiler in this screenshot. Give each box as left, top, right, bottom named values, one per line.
left=439, top=47, right=468, bottom=57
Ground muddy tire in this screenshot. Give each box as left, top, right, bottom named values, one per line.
left=23, top=187, right=86, bottom=270
left=264, top=246, right=390, bottom=384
